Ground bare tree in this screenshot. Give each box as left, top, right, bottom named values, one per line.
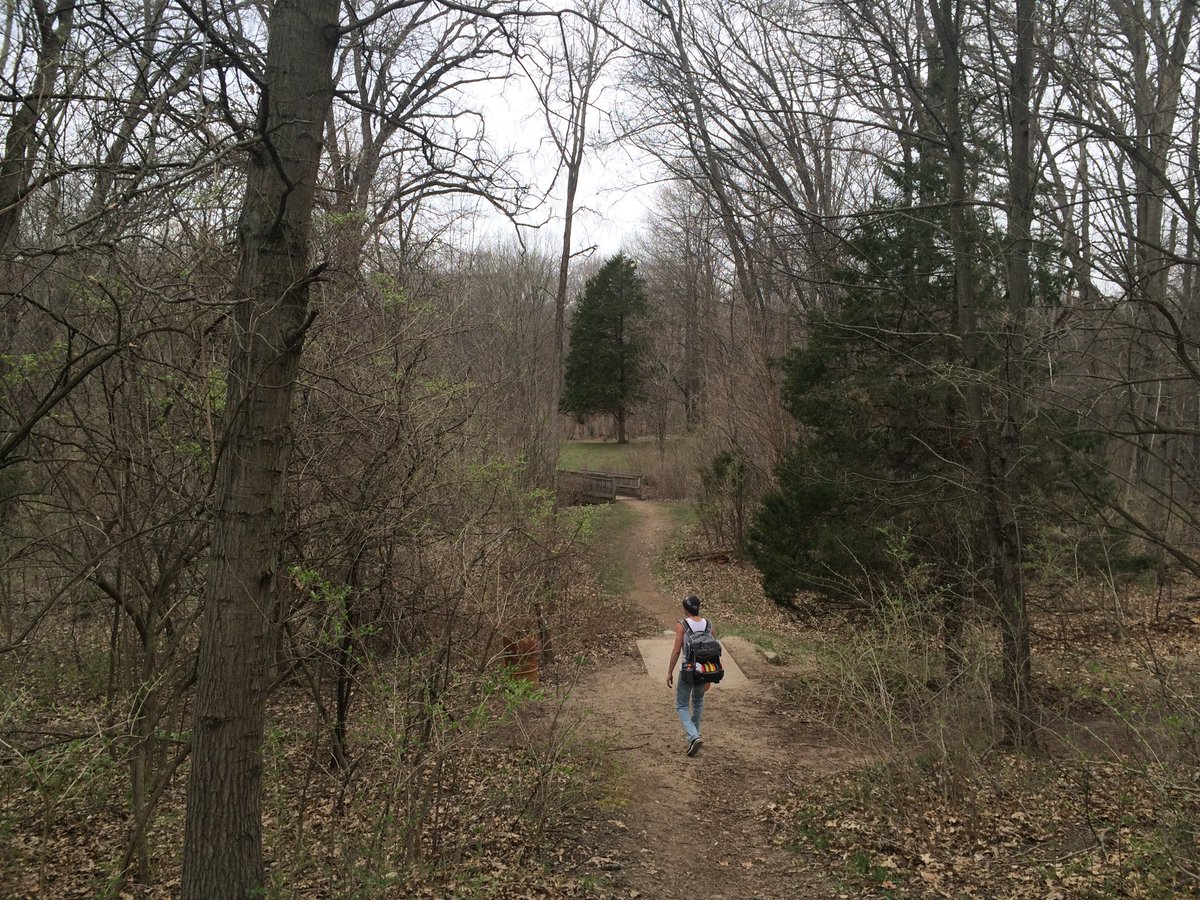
left=636, top=183, right=721, bottom=431
left=323, top=0, right=529, bottom=273
left=180, top=0, right=341, bottom=894
left=523, top=0, right=617, bottom=381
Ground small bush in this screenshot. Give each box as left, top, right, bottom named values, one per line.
left=790, top=563, right=1000, bottom=798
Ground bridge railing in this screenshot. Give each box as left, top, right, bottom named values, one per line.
left=556, top=470, right=616, bottom=504
left=555, top=469, right=643, bottom=503
left=609, top=473, right=644, bottom=499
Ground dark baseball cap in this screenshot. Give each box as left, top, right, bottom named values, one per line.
left=682, top=595, right=701, bottom=614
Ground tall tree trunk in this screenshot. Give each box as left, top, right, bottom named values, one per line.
left=931, top=0, right=1036, bottom=744
left=682, top=224, right=701, bottom=429
left=0, top=0, right=75, bottom=415
left=555, top=121, right=586, bottom=382
left=0, top=0, right=74, bottom=252
left=180, top=2, right=339, bottom=897
left=1185, top=79, right=1200, bottom=479
left=930, top=0, right=985, bottom=678
left=1125, top=0, right=1195, bottom=529
left=996, top=0, right=1036, bottom=747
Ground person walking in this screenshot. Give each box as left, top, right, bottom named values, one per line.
left=666, top=594, right=714, bottom=756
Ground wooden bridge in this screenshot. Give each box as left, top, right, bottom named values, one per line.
left=556, top=469, right=644, bottom=504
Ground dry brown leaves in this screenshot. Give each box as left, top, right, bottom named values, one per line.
left=652, top=520, right=1200, bottom=898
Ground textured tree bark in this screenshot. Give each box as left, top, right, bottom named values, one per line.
left=180, top=1, right=339, bottom=896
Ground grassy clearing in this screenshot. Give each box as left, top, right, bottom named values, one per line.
left=558, top=440, right=639, bottom=473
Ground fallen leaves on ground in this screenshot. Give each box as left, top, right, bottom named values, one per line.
left=656, top=519, right=1200, bottom=898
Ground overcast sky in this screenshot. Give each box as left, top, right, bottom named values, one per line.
left=465, top=48, right=662, bottom=260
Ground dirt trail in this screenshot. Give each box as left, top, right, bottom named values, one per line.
left=573, top=500, right=850, bottom=899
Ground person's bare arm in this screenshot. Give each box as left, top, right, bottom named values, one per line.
left=666, top=621, right=684, bottom=686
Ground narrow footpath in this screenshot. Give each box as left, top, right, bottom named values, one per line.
left=573, top=500, right=851, bottom=899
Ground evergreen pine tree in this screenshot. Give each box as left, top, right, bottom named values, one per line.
left=748, top=162, right=971, bottom=605
left=560, top=254, right=647, bottom=443
left=747, top=163, right=1118, bottom=610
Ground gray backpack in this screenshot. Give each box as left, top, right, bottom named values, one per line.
left=681, top=619, right=724, bottom=683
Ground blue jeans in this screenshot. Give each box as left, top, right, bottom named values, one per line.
left=675, top=676, right=705, bottom=743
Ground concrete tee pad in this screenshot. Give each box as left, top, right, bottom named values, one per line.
left=636, top=632, right=750, bottom=690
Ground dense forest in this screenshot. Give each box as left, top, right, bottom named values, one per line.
left=2, top=0, right=1199, bottom=896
